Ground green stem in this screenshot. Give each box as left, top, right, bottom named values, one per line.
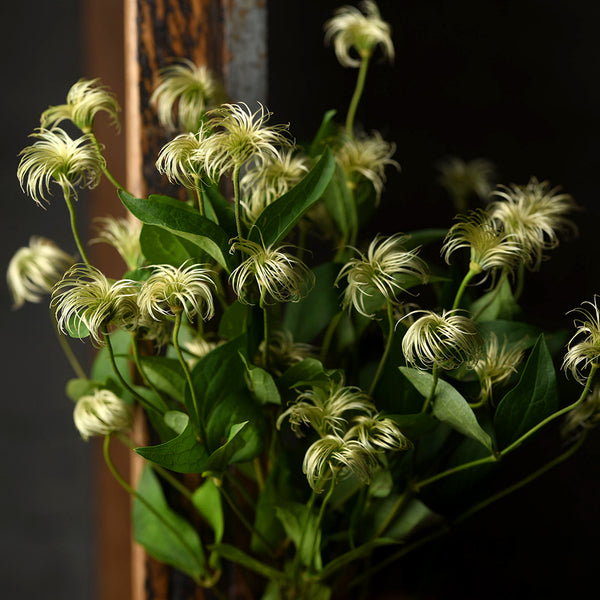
left=172, top=311, right=206, bottom=443
left=293, top=489, right=318, bottom=575
left=514, top=262, right=526, bottom=301
left=369, top=301, right=395, bottom=395
left=130, top=334, right=169, bottom=412
left=232, top=164, right=244, bottom=240
left=194, top=177, right=205, bottom=217
left=62, top=187, right=91, bottom=267
left=372, top=491, right=409, bottom=540
left=50, top=307, right=87, bottom=379
left=103, top=434, right=206, bottom=583
left=260, top=293, right=270, bottom=371
left=103, top=327, right=165, bottom=417
left=345, top=53, right=371, bottom=137
left=87, top=131, right=126, bottom=192
left=471, top=270, right=508, bottom=321
left=421, top=365, right=439, bottom=413
left=320, top=311, right=344, bottom=363
left=452, top=264, right=480, bottom=311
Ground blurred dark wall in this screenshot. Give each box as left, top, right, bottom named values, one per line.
left=269, top=1, right=600, bottom=598
left=0, top=1, right=96, bottom=599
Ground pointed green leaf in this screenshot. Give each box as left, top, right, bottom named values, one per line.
left=133, top=466, right=206, bottom=580
left=203, top=421, right=249, bottom=474
left=309, top=109, right=338, bottom=157
left=208, top=543, right=285, bottom=581
left=248, top=149, right=336, bottom=247
left=192, top=479, right=224, bottom=543
left=494, top=335, right=559, bottom=449
left=275, top=502, right=322, bottom=570
left=400, top=367, right=493, bottom=451
left=139, top=356, right=187, bottom=402
left=140, top=224, right=209, bottom=266
left=119, top=190, right=236, bottom=272
left=240, top=353, right=281, bottom=405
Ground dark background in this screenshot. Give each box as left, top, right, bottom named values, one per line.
left=2, top=1, right=600, bottom=599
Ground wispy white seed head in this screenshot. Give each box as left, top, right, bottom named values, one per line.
left=324, top=0, right=394, bottom=68
left=562, top=385, right=600, bottom=439
left=138, top=263, right=216, bottom=322
left=52, top=265, right=140, bottom=346
left=17, top=128, right=105, bottom=206
left=402, top=309, right=483, bottom=370
left=240, top=149, right=310, bottom=224
left=202, top=103, right=292, bottom=179
left=488, top=177, right=576, bottom=270
left=563, top=296, right=600, bottom=385
left=91, top=216, right=143, bottom=270
left=336, top=234, right=429, bottom=317
left=7, top=237, right=75, bottom=309
left=41, top=78, right=120, bottom=132
left=155, top=124, right=213, bottom=189
left=345, top=414, right=411, bottom=453
left=229, top=238, right=314, bottom=305
left=255, top=329, right=315, bottom=376
left=442, top=209, right=526, bottom=278
left=437, top=156, right=495, bottom=205
left=151, top=59, right=225, bottom=132
left=335, top=131, right=399, bottom=200
left=73, top=389, right=132, bottom=440
left=303, top=434, right=378, bottom=491
left=277, top=379, right=374, bottom=437
left=473, top=333, right=524, bottom=404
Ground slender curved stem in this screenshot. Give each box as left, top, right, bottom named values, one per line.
left=50, top=307, right=87, bottom=379
left=452, top=265, right=480, bottom=311
left=260, top=293, right=270, bottom=370
left=345, top=53, right=371, bottom=137
left=103, top=434, right=205, bottom=582
left=421, top=365, right=439, bottom=413
left=194, top=176, right=205, bottom=216
left=320, top=311, right=344, bottom=363
left=232, top=164, right=244, bottom=240
left=130, top=334, right=169, bottom=412
left=369, top=301, right=395, bottom=395
left=62, top=187, right=91, bottom=267
left=87, top=131, right=127, bottom=192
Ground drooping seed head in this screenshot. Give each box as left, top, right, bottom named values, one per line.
left=73, top=389, right=132, bottom=440
left=91, top=216, right=143, bottom=270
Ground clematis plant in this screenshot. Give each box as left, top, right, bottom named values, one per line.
left=7, top=2, right=599, bottom=599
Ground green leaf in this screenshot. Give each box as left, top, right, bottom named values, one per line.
left=134, top=421, right=208, bottom=473
left=139, top=356, right=187, bottom=402
left=283, top=262, right=341, bottom=343
left=164, top=410, right=189, bottom=434
left=218, top=300, right=252, bottom=340
left=494, top=335, right=559, bottom=449
left=64, top=312, right=90, bottom=339
left=321, top=164, right=356, bottom=240
left=476, top=320, right=541, bottom=350
left=140, top=224, right=210, bottom=266
left=277, top=358, right=331, bottom=392
left=208, top=543, right=285, bottom=581
left=400, top=367, right=493, bottom=451
left=133, top=466, right=206, bottom=580
left=91, top=329, right=132, bottom=386
left=203, top=421, right=249, bottom=474
left=119, top=190, right=236, bottom=273
left=309, top=109, right=338, bottom=157
left=240, top=353, right=281, bottom=405
left=192, top=479, right=224, bottom=543
left=471, top=276, right=520, bottom=322
left=201, top=184, right=237, bottom=237
left=275, top=502, right=322, bottom=570
left=66, top=378, right=104, bottom=401
left=248, top=149, right=336, bottom=247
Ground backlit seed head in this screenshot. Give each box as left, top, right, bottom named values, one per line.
left=41, top=78, right=120, bottom=132
left=334, top=131, right=399, bottom=201
left=255, top=329, right=315, bottom=376
left=488, top=177, right=577, bottom=270
left=18, top=128, right=106, bottom=206
left=336, top=234, right=429, bottom=318
left=52, top=265, right=140, bottom=346
left=324, top=1, right=394, bottom=68
left=345, top=414, right=411, bottom=453
left=562, top=296, right=600, bottom=385
left=151, top=59, right=225, bottom=132
left=437, top=156, right=495, bottom=207
left=562, top=385, right=600, bottom=439
left=7, top=237, right=75, bottom=309
left=229, top=238, right=314, bottom=305
left=442, top=210, right=526, bottom=279
left=73, top=389, right=132, bottom=440
left=138, top=263, right=216, bottom=322
left=91, top=217, right=143, bottom=270
left=402, top=309, right=483, bottom=370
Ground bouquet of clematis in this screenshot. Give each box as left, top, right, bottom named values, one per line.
left=7, top=2, right=600, bottom=598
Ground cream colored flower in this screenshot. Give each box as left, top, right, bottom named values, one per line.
left=7, top=237, right=75, bottom=309
left=473, top=333, right=524, bottom=404
left=563, top=296, right=600, bottom=384
left=138, top=263, right=216, bottom=322
left=73, top=389, right=132, bottom=440
left=324, top=1, right=394, bottom=68
left=335, top=131, right=399, bottom=201
left=441, top=210, right=526, bottom=278
left=303, top=434, right=378, bottom=491
left=345, top=414, right=410, bottom=452
left=402, top=309, right=483, bottom=370
left=151, top=59, right=225, bottom=132
left=91, top=216, right=143, bottom=270
left=229, top=238, right=314, bottom=304
left=155, top=124, right=212, bottom=189
left=202, top=103, right=292, bottom=179
left=17, top=128, right=105, bottom=206
left=240, top=149, right=310, bottom=224
left=276, top=380, right=374, bottom=437
left=255, top=329, right=315, bottom=376
left=437, top=157, right=495, bottom=207
left=488, top=177, right=576, bottom=270
left=336, top=234, right=429, bottom=317
left=52, top=265, right=140, bottom=346
left=40, top=78, right=120, bottom=132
